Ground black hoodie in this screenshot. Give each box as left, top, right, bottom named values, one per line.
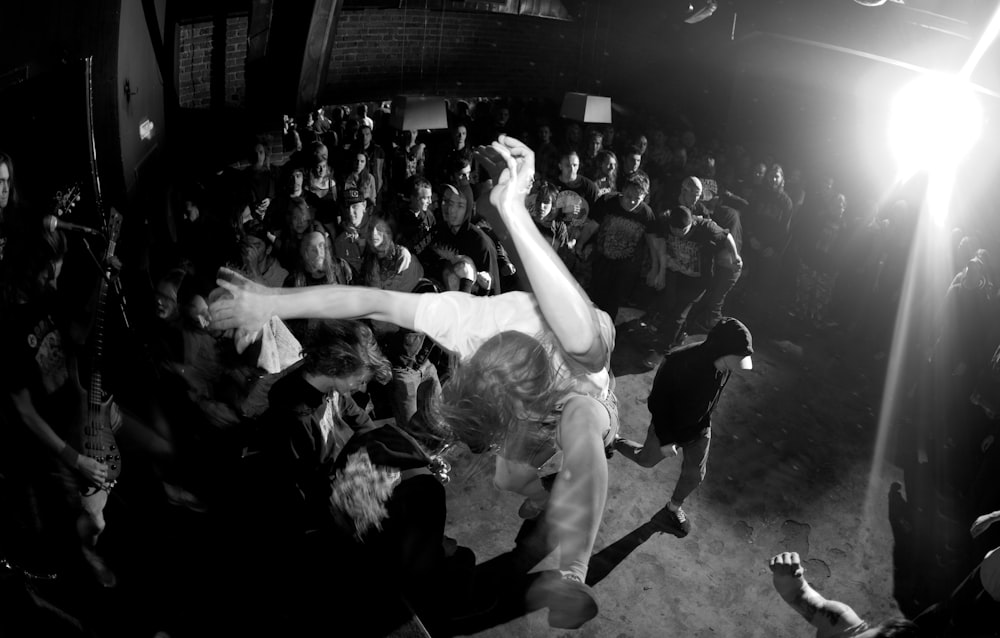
left=647, top=318, right=753, bottom=444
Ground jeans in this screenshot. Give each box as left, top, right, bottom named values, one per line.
left=390, top=360, right=441, bottom=428
left=672, top=427, right=711, bottom=505
left=649, top=272, right=709, bottom=346
left=690, top=265, right=742, bottom=329
left=589, top=254, right=641, bottom=324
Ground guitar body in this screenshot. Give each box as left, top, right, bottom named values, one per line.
left=83, top=394, right=121, bottom=489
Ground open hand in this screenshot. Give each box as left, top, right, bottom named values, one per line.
left=210, top=267, right=274, bottom=353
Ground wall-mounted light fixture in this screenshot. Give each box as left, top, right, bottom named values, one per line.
left=560, top=92, right=612, bottom=124
left=389, top=95, right=449, bottom=130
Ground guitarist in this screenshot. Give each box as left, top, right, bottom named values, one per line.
left=0, top=223, right=117, bottom=589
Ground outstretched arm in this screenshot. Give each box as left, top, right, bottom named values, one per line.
left=769, top=552, right=866, bottom=638
left=487, top=135, right=607, bottom=371
left=210, top=270, right=422, bottom=353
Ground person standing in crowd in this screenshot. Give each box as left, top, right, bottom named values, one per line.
left=211, top=134, right=619, bottom=630
left=556, top=150, right=599, bottom=210
left=0, top=149, right=22, bottom=266
left=420, top=183, right=500, bottom=296
left=744, top=162, right=795, bottom=298
left=239, top=220, right=288, bottom=289
left=0, top=226, right=117, bottom=588
left=587, top=173, right=656, bottom=323
left=613, top=318, right=753, bottom=536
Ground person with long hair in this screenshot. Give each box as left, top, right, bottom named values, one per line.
left=1, top=226, right=117, bottom=590
left=210, top=135, right=617, bottom=630
left=593, top=149, right=618, bottom=199
left=0, top=150, right=21, bottom=266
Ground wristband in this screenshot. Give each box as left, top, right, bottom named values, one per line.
left=59, top=444, right=80, bottom=467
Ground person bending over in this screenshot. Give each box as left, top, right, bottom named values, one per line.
left=210, top=135, right=617, bottom=630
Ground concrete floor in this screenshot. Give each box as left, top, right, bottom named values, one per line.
left=442, top=300, right=907, bottom=637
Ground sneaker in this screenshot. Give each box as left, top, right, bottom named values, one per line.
left=604, top=441, right=616, bottom=459
left=518, top=498, right=547, bottom=520
left=651, top=505, right=691, bottom=537
left=527, top=571, right=598, bottom=629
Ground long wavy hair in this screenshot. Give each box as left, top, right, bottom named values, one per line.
left=0, top=150, right=18, bottom=210
left=291, top=228, right=348, bottom=287
left=436, top=331, right=568, bottom=453
left=360, top=215, right=404, bottom=289
left=2, top=226, right=67, bottom=303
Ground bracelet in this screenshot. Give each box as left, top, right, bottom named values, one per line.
left=59, top=444, right=80, bottom=467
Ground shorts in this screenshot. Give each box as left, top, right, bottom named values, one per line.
left=500, top=390, right=620, bottom=471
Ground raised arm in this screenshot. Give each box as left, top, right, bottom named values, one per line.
left=211, top=270, right=422, bottom=353
left=769, top=552, right=866, bottom=638
left=487, top=135, right=606, bottom=370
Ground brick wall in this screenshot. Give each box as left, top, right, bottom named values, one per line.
left=177, top=14, right=248, bottom=108
left=326, top=8, right=585, bottom=100
left=178, top=21, right=213, bottom=108
left=225, top=16, right=248, bottom=107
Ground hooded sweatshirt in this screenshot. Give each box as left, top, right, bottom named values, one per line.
left=421, top=184, right=500, bottom=295
left=647, top=318, right=753, bottom=443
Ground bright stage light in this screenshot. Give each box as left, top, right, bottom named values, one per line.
left=887, top=72, right=983, bottom=178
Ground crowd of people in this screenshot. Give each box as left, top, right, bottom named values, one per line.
left=1, top=92, right=999, bottom=637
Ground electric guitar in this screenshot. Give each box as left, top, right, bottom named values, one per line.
left=82, top=210, right=123, bottom=494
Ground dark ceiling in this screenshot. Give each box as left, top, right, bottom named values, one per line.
left=714, top=0, right=999, bottom=85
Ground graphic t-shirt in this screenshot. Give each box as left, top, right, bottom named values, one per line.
left=1, top=291, right=71, bottom=399
left=658, top=216, right=728, bottom=279
left=593, top=197, right=654, bottom=262
left=0, top=290, right=79, bottom=465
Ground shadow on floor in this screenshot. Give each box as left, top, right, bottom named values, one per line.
left=450, top=507, right=685, bottom=635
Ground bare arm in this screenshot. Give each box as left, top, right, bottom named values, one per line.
left=723, top=232, right=743, bottom=268
left=769, top=552, right=866, bottom=638
left=9, top=388, right=109, bottom=488
left=211, top=271, right=423, bottom=353
left=487, top=136, right=606, bottom=370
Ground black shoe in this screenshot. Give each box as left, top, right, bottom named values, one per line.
left=651, top=505, right=691, bottom=537
left=641, top=349, right=662, bottom=371
left=518, top=498, right=547, bottom=520
left=527, top=571, right=599, bottom=629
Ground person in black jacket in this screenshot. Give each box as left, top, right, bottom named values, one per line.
left=613, top=317, right=754, bottom=537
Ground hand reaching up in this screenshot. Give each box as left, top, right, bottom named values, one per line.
left=488, top=135, right=536, bottom=218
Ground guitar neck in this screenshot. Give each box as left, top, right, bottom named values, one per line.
left=87, top=210, right=121, bottom=409
left=88, top=278, right=109, bottom=408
